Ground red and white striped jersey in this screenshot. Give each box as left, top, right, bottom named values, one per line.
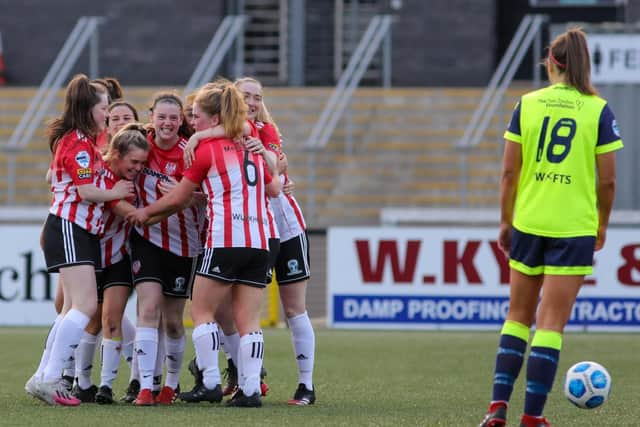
left=100, top=166, right=132, bottom=267
left=135, top=135, right=202, bottom=257
left=49, top=130, right=105, bottom=235
left=257, top=121, right=307, bottom=242
left=183, top=137, right=273, bottom=250
left=270, top=174, right=307, bottom=242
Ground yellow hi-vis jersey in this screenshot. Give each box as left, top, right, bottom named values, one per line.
left=504, top=83, right=623, bottom=237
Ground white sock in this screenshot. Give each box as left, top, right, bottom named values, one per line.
left=288, top=312, right=315, bottom=390
left=164, top=334, right=185, bottom=389
left=222, top=332, right=240, bottom=365
left=135, top=327, right=158, bottom=390
left=34, top=314, right=63, bottom=379
left=238, top=331, right=264, bottom=396
left=192, top=323, right=221, bottom=389
left=76, top=332, right=100, bottom=389
left=153, top=334, right=165, bottom=391
left=100, top=338, right=122, bottom=388
left=43, top=309, right=90, bottom=382
left=121, top=315, right=136, bottom=368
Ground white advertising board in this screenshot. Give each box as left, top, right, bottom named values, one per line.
left=588, top=34, right=640, bottom=83
left=327, top=227, right=640, bottom=331
left=0, top=225, right=136, bottom=326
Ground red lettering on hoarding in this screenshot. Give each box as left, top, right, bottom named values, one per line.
left=443, top=240, right=482, bottom=284
left=618, top=244, right=640, bottom=286
left=488, top=241, right=509, bottom=284
left=355, top=240, right=420, bottom=283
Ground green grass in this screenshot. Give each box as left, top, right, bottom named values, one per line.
left=1, top=328, right=638, bottom=426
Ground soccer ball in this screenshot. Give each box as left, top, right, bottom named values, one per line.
left=564, top=361, right=611, bottom=409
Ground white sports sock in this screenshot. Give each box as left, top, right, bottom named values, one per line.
left=192, top=323, right=221, bottom=389
left=34, top=314, right=63, bottom=379
left=222, top=332, right=240, bottom=364
left=288, top=311, right=315, bottom=390
left=135, top=327, right=158, bottom=390
left=43, top=309, right=90, bottom=382
left=100, top=338, right=122, bottom=388
left=238, top=331, right=264, bottom=396
left=153, top=334, right=165, bottom=391
left=164, top=334, right=185, bottom=389
left=121, top=315, right=136, bottom=368
left=76, top=332, right=100, bottom=389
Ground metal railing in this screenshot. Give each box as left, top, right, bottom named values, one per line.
left=304, top=14, right=392, bottom=223
left=4, top=16, right=103, bottom=205
left=457, top=14, right=547, bottom=206
left=183, top=15, right=247, bottom=96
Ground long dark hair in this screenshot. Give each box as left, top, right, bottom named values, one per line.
left=548, top=27, right=597, bottom=96
left=92, top=77, right=124, bottom=102
left=47, top=74, right=107, bottom=153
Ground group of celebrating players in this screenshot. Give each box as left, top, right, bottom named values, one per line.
left=24, top=74, right=316, bottom=409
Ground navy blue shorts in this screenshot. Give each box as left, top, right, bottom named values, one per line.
left=509, top=227, right=595, bottom=276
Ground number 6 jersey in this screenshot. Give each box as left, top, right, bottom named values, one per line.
left=504, top=83, right=623, bottom=237
left=183, top=137, right=273, bottom=250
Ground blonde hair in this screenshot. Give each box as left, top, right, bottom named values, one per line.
left=195, top=79, right=247, bottom=140
left=103, top=122, right=149, bottom=164
left=234, top=77, right=280, bottom=135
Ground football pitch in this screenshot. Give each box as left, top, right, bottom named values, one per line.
left=1, top=328, right=637, bottom=426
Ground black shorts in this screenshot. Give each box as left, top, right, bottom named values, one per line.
left=510, top=227, right=596, bottom=276
left=197, top=247, right=270, bottom=288
left=42, top=214, right=101, bottom=273
left=275, top=232, right=311, bottom=285
left=96, top=255, right=133, bottom=304
left=266, top=238, right=281, bottom=283
left=130, top=230, right=197, bottom=298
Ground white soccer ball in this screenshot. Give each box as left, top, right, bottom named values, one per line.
left=564, top=361, right=611, bottom=409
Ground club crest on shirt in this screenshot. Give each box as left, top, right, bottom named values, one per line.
left=164, top=162, right=177, bottom=175
left=286, top=259, right=302, bottom=276
left=75, top=151, right=90, bottom=168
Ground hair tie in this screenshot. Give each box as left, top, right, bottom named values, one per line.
left=549, top=50, right=566, bottom=69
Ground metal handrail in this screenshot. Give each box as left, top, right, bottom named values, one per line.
left=457, top=14, right=546, bottom=148
left=475, top=15, right=546, bottom=146
left=183, top=15, right=247, bottom=96
left=305, top=15, right=391, bottom=150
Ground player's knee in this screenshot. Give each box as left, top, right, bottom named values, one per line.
left=102, top=311, right=123, bottom=336
left=138, top=303, right=161, bottom=325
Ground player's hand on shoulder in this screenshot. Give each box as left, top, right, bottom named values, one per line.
left=283, top=178, right=295, bottom=196
left=158, top=177, right=178, bottom=195
left=126, top=208, right=149, bottom=227
left=113, top=180, right=135, bottom=199
left=244, top=137, right=266, bottom=155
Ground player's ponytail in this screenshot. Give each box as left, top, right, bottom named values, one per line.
left=220, top=84, right=247, bottom=140
left=47, top=74, right=107, bottom=153
left=549, top=27, right=597, bottom=96
left=196, top=80, right=247, bottom=140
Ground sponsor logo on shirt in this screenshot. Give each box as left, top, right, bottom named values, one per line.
left=612, top=119, right=620, bottom=137
left=75, top=150, right=90, bottom=168
left=77, top=168, right=92, bottom=179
